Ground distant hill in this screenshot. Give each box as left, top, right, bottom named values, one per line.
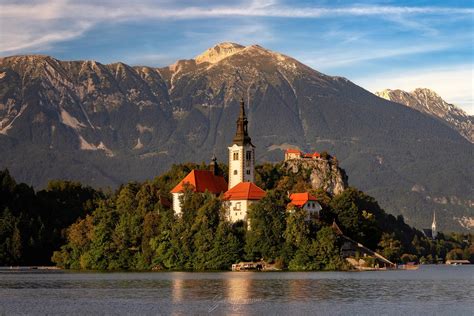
left=376, top=88, right=473, bottom=143
left=0, top=43, right=472, bottom=231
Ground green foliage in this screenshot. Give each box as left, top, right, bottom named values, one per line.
left=3, top=163, right=472, bottom=270
left=0, top=208, right=22, bottom=265
left=245, top=190, right=287, bottom=262
left=255, top=163, right=283, bottom=190
left=329, top=188, right=384, bottom=249
left=377, top=233, right=402, bottom=263
left=0, top=169, right=101, bottom=266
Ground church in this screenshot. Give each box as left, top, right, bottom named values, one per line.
left=170, top=98, right=266, bottom=222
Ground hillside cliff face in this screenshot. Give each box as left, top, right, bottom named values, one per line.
left=0, top=43, right=472, bottom=231
left=376, top=88, right=473, bottom=143
left=284, top=158, right=348, bottom=195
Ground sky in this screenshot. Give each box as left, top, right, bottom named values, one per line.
left=1, top=0, right=473, bottom=114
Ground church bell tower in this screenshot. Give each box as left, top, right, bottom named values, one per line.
left=228, top=98, right=255, bottom=189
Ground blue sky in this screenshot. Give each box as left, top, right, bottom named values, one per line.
left=1, top=0, right=473, bottom=113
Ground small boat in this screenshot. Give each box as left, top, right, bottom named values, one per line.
left=446, top=260, right=470, bottom=265
left=398, top=262, right=419, bottom=270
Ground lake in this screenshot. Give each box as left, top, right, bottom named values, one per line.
left=0, top=265, right=473, bottom=315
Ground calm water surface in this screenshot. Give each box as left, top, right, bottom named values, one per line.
left=0, top=265, right=473, bottom=315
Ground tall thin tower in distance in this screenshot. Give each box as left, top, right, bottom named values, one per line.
left=431, top=211, right=437, bottom=239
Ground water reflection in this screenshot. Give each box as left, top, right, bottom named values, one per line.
left=226, top=275, right=252, bottom=302
left=171, top=275, right=184, bottom=303
left=0, top=266, right=473, bottom=315
left=220, top=275, right=254, bottom=314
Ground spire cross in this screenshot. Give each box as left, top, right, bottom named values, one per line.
left=232, top=97, right=253, bottom=146
left=239, top=97, right=246, bottom=118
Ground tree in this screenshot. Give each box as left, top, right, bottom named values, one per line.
left=329, top=188, right=383, bottom=249
left=0, top=208, right=22, bottom=265
left=378, top=233, right=402, bottom=263
left=192, top=196, right=222, bottom=270
left=446, top=248, right=464, bottom=261
left=245, top=190, right=287, bottom=262
left=283, top=207, right=310, bottom=265
left=207, top=222, right=242, bottom=270
left=313, top=226, right=345, bottom=270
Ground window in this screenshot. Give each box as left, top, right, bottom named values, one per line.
left=233, top=152, right=239, bottom=160
left=246, top=151, right=252, bottom=160
left=246, top=170, right=251, bottom=175
left=233, top=170, right=238, bottom=175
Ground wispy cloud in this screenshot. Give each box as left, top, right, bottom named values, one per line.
left=300, top=43, right=451, bottom=69
left=353, top=65, right=474, bottom=114
left=1, top=0, right=472, bottom=54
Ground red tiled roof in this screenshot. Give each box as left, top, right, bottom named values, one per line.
left=286, top=149, right=302, bottom=154
left=170, top=170, right=228, bottom=194
left=223, top=182, right=266, bottom=200
left=303, top=152, right=320, bottom=158
left=286, top=149, right=320, bottom=158
left=289, top=192, right=318, bottom=207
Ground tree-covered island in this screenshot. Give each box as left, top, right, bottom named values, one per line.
left=1, top=162, right=472, bottom=271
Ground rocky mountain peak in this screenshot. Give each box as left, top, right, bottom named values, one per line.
left=376, top=88, right=473, bottom=143
left=194, top=42, right=245, bottom=64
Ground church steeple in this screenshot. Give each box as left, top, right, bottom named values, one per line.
left=431, top=211, right=437, bottom=239
left=228, top=97, right=256, bottom=189
left=232, top=98, right=253, bottom=146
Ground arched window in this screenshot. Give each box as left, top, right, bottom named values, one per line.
left=234, top=170, right=238, bottom=175
left=233, top=152, right=239, bottom=160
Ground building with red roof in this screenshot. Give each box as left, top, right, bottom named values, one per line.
left=285, top=148, right=302, bottom=160
left=284, top=148, right=321, bottom=161
left=170, top=159, right=227, bottom=215
left=223, top=182, right=266, bottom=222
left=170, top=170, right=227, bottom=194
left=170, top=98, right=262, bottom=221
left=288, top=192, right=322, bottom=220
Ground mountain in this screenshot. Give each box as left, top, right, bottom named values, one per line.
left=0, top=43, right=473, bottom=232
left=376, top=88, right=473, bottom=143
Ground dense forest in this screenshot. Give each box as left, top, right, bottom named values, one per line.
left=1, top=164, right=473, bottom=270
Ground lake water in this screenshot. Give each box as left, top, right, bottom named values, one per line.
left=0, top=265, right=473, bottom=315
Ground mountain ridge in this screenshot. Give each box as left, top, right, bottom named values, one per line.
left=376, top=88, right=473, bottom=143
left=0, top=43, right=472, bottom=232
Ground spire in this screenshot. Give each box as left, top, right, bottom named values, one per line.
left=232, top=98, right=253, bottom=146
left=239, top=97, right=246, bottom=118
left=431, top=211, right=437, bottom=239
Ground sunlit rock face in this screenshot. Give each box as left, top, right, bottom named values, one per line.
left=376, top=88, right=473, bottom=143
left=284, top=158, right=348, bottom=195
